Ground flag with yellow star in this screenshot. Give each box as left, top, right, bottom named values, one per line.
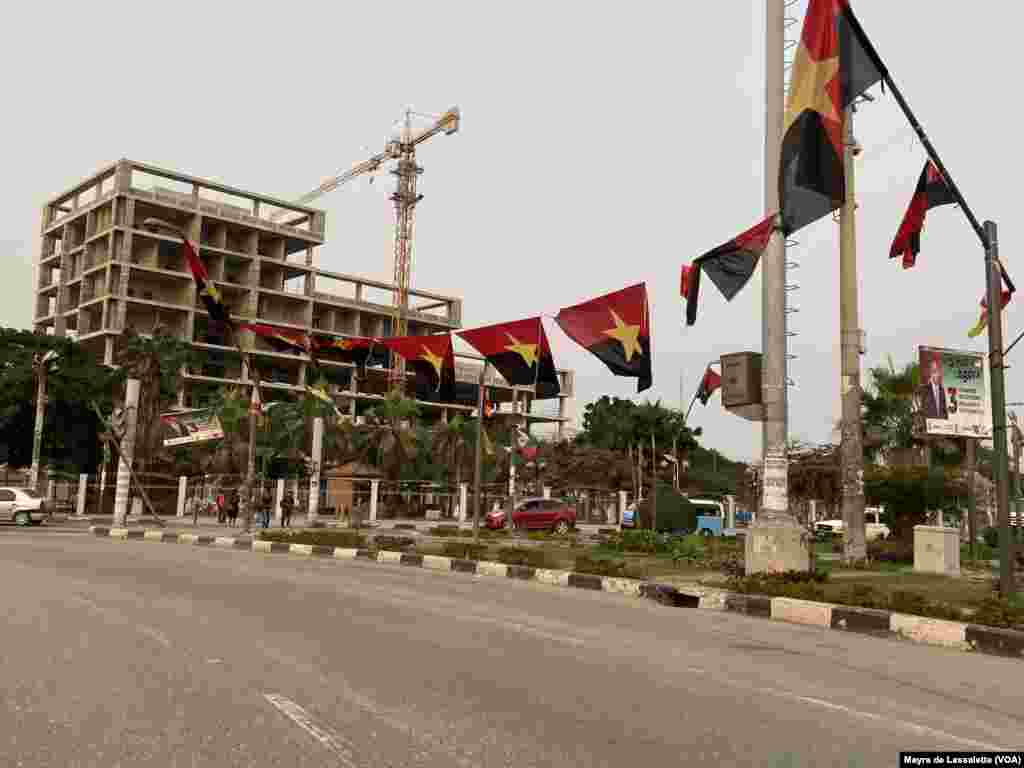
left=682, top=215, right=776, bottom=326
left=310, top=334, right=383, bottom=370
left=181, top=238, right=231, bottom=325
left=380, top=333, right=456, bottom=402
left=456, top=317, right=560, bottom=399
left=779, top=0, right=884, bottom=235
left=239, top=323, right=311, bottom=355
left=555, top=283, right=652, bottom=393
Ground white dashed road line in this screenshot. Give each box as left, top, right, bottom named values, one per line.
left=263, top=693, right=357, bottom=767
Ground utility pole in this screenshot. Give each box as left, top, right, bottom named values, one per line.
left=983, top=221, right=1014, bottom=595
left=839, top=105, right=867, bottom=562
left=29, top=360, right=48, bottom=493
left=966, top=438, right=978, bottom=561
left=243, top=380, right=258, bottom=534
left=760, top=0, right=791, bottom=526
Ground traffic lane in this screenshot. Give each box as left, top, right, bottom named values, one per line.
left=0, top=555, right=484, bottom=768
left=2, top=536, right=1022, bottom=767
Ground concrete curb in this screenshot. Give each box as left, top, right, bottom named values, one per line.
left=87, top=526, right=1024, bottom=661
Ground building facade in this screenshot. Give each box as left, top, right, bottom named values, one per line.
left=34, top=159, right=574, bottom=435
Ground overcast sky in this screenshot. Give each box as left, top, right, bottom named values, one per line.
left=2, top=1, right=1018, bottom=462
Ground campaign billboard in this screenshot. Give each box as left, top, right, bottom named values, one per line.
left=917, top=347, right=991, bottom=439
left=161, top=409, right=224, bottom=447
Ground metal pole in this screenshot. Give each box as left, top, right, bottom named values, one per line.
left=29, top=365, right=47, bottom=492
left=966, top=438, right=977, bottom=561
left=243, top=382, right=257, bottom=534
left=839, top=105, right=866, bottom=562
left=113, top=379, right=140, bottom=527
left=761, top=0, right=792, bottom=525
left=472, top=362, right=487, bottom=543
left=650, top=432, right=658, bottom=532
left=983, top=221, right=1014, bottom=595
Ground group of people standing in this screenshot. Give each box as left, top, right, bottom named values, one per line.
left=186, top=485, right=297, bottom=528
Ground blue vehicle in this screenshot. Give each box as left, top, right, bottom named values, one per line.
left=690, top=498, right=739, bottom=537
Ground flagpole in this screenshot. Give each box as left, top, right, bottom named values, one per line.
left=472, top=361, right=488, bottom=543
left=841, top=8, right=997, bottom=262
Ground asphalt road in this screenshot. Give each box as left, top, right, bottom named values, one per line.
left=1, top=527, right=1021, bottom=767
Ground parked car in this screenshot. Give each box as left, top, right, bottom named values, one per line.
left=0, top=487, right=48, bottom=526
left=815, top=507, right=889, bottom=541
left=485, top=498, right=577, bottom=534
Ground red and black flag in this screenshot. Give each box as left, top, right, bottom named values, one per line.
left=696, top=368, right=722, bottom=405
left=682, top=215, right=776, bottom=326
left=239, top=323, right=311, bottom=355
left=555, top=283, right=652, bottom=393
left=889, top=161, right=956, bottom=269
left=182, top=238, right=231, bottom=325
left=457, top=317, right=560, bottom=399
left=310, top=335, right=380, bottom=370
left=779, top=0, right=884, bottom=236
left=380, top=333, right=456, bottom=402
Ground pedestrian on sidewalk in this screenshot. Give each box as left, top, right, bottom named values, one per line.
left=259, top=489, right=272, bottom=529
left=280, top=488, right=294, bottom=528
left=216, top=492, right=226, bottom=524
left=227, top=489, right=239, bottom=528
left=190, top=492, right=200, bottom=526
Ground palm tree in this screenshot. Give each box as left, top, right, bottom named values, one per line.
left=433, top=415, right=474, bottom=516
left=362, top=391, right=420, bottom=483
left=862, top=356, right=921, bottom=464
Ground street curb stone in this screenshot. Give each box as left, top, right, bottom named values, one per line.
left=85, top=526, right=1024, bottom=661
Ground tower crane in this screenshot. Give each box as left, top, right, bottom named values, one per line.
left=273, top=106, right=460, bottom=389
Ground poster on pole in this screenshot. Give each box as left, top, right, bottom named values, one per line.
left=917, top=346, right=991, bottom=439
left=161, top=409, right=224, bottom=447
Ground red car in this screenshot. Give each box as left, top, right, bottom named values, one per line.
left=485, top=498, right=577, bottom=534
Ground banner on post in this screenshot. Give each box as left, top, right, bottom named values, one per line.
left=917, top=346, right=992, bottom=439
left=161, top=409, right=224, bottom=446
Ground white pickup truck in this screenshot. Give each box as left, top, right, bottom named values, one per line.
left=815, top=507, right=890, bottom=541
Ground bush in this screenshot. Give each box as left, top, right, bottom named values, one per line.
left=981, top=527, right=1000, bottom=549
left=440, top=542, right=488, bottom=561
left=970, top=596, right=1024, bottom=629
left=258, top=529, right=366, bottom=548
left=867, top=538, right=914, bottom=564
left=726, top=570, right=829, bottom=601
left=496, top=546, right=555, bottom=569
left=573, top=553, right=629, bottom=578
left=373, top=535, right=415, bottom=551
left=889, top=590, right=963, bottom=622
left=634, top=483, right=698, bottom=534
left=428, top=526, right=462, bottom=537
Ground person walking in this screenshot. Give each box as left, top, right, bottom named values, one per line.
left=259, top=489, right=273, bottom=529
left=227, top=489, right=239, bottom=528
left=280, top=488, right=295, bottom=528
left=190, top=491, right=200, bottom=527
left=216, top=492, right=226, bottom=524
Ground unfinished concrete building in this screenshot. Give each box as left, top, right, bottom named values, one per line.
left=34, top=160, right=574, bottom=434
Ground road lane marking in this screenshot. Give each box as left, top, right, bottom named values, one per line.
left=263, top=693, right=357, bottom=766
left=682, top=666, right=1006, bottom=751
left=69, top=594, right=171, bottom=649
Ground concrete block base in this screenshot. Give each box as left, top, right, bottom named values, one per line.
left=914, top=525, right=960, bottom=576
left=745, top=522, right=810, bottom=574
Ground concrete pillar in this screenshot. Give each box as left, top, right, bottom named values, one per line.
left=458, top=483, right=468, bottom=522
left=113, top=378, right=140, bottom=527
left=131, top=497, right=143, bottom=518
left=307, top=416, right=323, bottom=526
left=618, top=490, right=628, bottom=529
left=177, top=476, right=188, bottom=517
left=370, top=479, right=380, bottom=522
left=275, top=478, right=285, bottom=525
left=76, top=474, right=88, bottom=517
left=726, top=496, right=736, bottom=529
left=543, top=486, right=551, bottom=499
left=808, top=499, right=817, bottom=525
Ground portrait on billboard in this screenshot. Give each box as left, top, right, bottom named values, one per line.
left=916, top=347, right=990, bottom=439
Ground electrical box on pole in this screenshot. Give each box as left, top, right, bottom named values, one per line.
left=721, top=352, right=765, bottom=422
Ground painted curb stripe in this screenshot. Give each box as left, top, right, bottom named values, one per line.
left=422, top=555, right=452, bottom=571
left=80, top=526, right=1024, bottom=661
left=451, top=559, right=478, bottom=574
left=568, top=573, right=603, bottom=591
left=506, top=565, right=535, bottom=580
left=965, top=625, right=1024, bottom=658
left=771, top=597, right=832, bottom=628
left=830, top=606, right=894, bottom=637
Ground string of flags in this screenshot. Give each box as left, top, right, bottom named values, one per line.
left=680, top=0, right=1015, bottom=342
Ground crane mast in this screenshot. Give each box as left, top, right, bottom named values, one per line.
left=276, top=106, right=460, bottom=393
